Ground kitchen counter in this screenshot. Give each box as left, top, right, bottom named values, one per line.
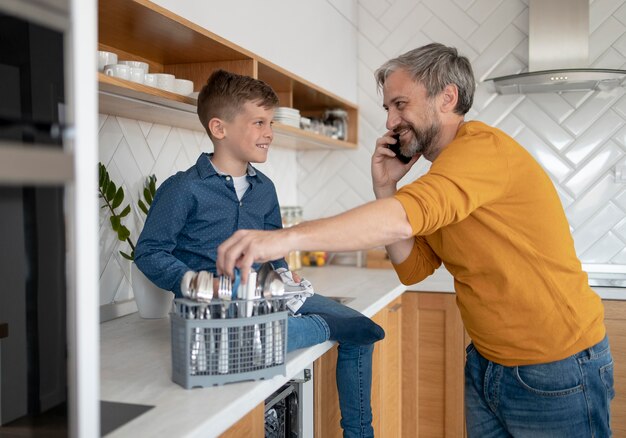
left=100, top=266, right=403, bottom=437
left=100, top=264, right=626, bottom=437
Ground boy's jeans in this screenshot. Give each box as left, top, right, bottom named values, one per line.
left=465, top=335, right=615, bottom=438
left=287, top=294, right=377, bottom=438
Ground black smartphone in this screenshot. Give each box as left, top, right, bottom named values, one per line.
left=387, top=133, right=412, bottom=164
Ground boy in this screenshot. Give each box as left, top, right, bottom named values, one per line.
left=135, top=69, right=384, bottom=438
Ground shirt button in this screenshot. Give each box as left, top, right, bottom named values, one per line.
left=239, top=202, right=243, bottom=207
left=225, top=176, right=231, bottom=181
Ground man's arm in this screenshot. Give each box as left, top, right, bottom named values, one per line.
left=217, top=197, right=413, bottom=281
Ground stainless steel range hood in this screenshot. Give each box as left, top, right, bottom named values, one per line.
left=488, top=0, right=626, bottom=94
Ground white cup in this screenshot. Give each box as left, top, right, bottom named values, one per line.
left=173, top=78, right=194, bottom=96
left=98, top=51, right=118, bottom=72
left=119, top=60, right=149, bottom=73
left=154, top=73, right=175, bottom=92
left=144, top=73, right=158, bottom=88
left=104, top=63, right=130, bottom=80
left=128, top=67, right=145, bottom=84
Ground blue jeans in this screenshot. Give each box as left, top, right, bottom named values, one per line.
left=287, top=294, right=379, bottom=438
left=465, top=335, right=615, bottom=438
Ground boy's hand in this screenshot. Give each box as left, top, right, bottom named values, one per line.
left=217, top=228, right=290, bottom=284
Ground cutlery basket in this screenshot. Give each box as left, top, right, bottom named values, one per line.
left=170, top=298, right=288, bottom=388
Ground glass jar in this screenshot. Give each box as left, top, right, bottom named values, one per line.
left=323, top=108, right=348, bottom=141
left=280, top=206, right=303, bottom=271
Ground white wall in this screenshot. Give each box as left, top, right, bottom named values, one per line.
left=151, top=0, right=358, bottom=104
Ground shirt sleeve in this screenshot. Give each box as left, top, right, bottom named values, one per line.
left=392, top=236, right=442, bottom=285
left=394, top=129, right=510, bottom=236
left=134, top=176, right=194, bottom=297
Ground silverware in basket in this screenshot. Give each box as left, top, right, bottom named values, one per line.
left=217, top=275, right=231, bottom=374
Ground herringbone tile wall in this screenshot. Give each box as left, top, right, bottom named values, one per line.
left=100, top=0, right=626, bottom=306
left=299, top=0, right=626, bottom=266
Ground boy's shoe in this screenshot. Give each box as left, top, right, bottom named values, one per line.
left=316, top=313, right=385, bottom=345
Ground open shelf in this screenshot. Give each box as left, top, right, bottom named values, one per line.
left=98, top=0, right=359, bottom=151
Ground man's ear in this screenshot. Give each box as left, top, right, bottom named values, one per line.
left=440, top=84, right=459, bottom=114
left=208, top=117, right=226, bottom=139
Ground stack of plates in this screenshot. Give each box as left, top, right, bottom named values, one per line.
left=274, top=107, right=301, bottom=128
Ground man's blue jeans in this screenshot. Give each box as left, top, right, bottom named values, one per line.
left=287, top=294, right=378, bottom=438
left=465, top=335, right=615, bottom=437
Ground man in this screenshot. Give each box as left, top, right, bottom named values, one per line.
left=216, top=43, right=614, bottom=436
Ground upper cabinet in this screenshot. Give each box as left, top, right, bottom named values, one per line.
left=98, top=0, right=358, bottom=150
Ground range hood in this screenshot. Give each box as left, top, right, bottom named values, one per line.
left=488, top=0, right=626, bottom=94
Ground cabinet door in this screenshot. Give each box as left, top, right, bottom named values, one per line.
left=603, top=299, right=626, bottom=436
left=219, top=403, right=264, bottom=438
left=314, top=298, right=403, bottom=438
left=402, top=292, right=465, bottom=438
left=371, top=296, right=403, bottom=437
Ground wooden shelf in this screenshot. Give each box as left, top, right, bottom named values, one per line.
left=98, top=0, right=359, bottom=150
left=98, top=74, right=357, bottom=150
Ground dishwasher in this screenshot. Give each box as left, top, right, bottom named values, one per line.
left=264, top=367, right=313, bottom=438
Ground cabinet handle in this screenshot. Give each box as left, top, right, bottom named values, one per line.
left=388, top=303, right=402, bottom=313
left=0, top=323, right=7, bottom=339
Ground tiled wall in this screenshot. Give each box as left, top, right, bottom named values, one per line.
left=298, top=0, right=626, bottom=267
left=100, top=0, right=626, bottom=306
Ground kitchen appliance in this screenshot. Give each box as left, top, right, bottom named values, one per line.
left=487, top=0, right=626, bottom=94
left=265, top=368, right=313, bottom=438
left=0, top=0, right=73, bottom=433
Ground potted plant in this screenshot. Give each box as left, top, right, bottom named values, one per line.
left=98, top=162, right=174, bottom=318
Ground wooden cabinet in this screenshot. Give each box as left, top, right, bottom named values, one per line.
left=603, top=299, right=626, bottom=436
left=219, top=403, right=264, bottom=438
left=98, top=0, right=358, bottom=150
left=313, top=297, right=403, bottom=437
left=402, top=292, right=466, bottom=438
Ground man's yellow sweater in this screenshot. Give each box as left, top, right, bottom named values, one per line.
left=393, top=121, right=604, bottom=366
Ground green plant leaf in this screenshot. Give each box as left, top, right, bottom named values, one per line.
left=112, top=186, right=124, bottom=209
left=119, top=204, right=131, bottom=217
left=102, top=172, right=110, bottom=195
left=110, top=215, right=120, bottom=231
left=106, top=181, right=117, bottom=202
left=149, top=175, right=156, bottom=196
left=99, top=164, right=105, bottom=188
left=120, top=251, right=133, bottom=261
left=117, top=225, right=130, bottom=242
left=143, top=187, right=153, bottom=205
left=138, top=199, right=148, bottom=215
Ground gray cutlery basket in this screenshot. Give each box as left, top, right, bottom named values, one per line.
left=170, top=298, right=288, bottom=388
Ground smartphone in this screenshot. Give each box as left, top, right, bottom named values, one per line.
left=387, top=133, right=412, bottom=164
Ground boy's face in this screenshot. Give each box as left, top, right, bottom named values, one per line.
left=221, top=101, right=275, bottom=164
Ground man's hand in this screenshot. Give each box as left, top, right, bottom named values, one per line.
left=216, top=229, right=291, bottom=284
left=371, top=132, right=420, bottom=199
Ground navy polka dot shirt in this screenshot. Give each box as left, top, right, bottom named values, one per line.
left=135, top=152, right=288, bottom=297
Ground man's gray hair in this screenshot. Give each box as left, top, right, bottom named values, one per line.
left=375, top=43, right=475, bottom=115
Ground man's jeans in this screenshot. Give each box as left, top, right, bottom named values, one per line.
left=287, top=294, right=377, bottom=438
left=465, top=335, right=615, bottom=438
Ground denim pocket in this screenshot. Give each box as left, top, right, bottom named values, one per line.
left=600, top=361, right=615, bottom=400
left=465, top=342, right=476, bottom=357
left=514, top=356, right=583, bottom=397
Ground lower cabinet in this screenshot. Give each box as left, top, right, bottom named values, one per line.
left=401, top=292, right=466, bottom=438
left=218, top=403, right=264, bottom=438
left=604, top=299, right=626, bottom=437
left=313, top=296, right=403, bottom=437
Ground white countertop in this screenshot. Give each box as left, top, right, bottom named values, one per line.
left=100, top=265, right=625, bottom=437
left=100, top=266, right=403, bottom=438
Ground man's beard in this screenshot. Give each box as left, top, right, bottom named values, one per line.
left=397, top=107, right=442, bottom=159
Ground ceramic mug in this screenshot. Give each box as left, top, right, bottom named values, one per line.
left=119, top=60, right=149, bottom=73
left=103, top=63, right=130, bottom=80
left=128, top=67, right=145, bottom=84
left=173, top=78, right=194, bottom=96
left=144, top=73, right=158, bottom=88
left=154, top=73, right=175, bottom=92
left=98, top=51, right=118, bottom=72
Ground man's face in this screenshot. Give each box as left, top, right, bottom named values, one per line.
left=222, top=101, right=275, bottom=164
left=382, top=68, right=442, bottom=161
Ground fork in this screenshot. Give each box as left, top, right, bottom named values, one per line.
left=217, top=275, right=232, bottom=374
